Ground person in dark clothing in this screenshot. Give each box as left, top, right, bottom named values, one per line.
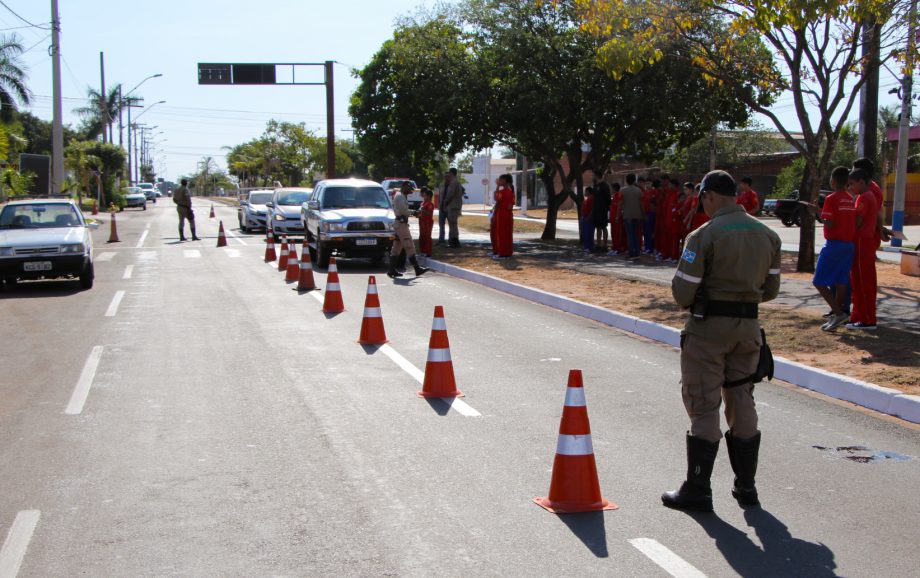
left=591, top=174, right=612, bottom=252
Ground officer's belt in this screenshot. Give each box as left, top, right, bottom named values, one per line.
left=706, top=300, right=758, bottom=319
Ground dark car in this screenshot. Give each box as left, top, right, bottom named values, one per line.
left=774, top=189, right=830, bottom=227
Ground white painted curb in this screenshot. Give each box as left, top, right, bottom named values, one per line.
left=423, top=258, right=920, bottom=425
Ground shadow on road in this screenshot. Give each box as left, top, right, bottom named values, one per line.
left=688, top=508, right=838, bottom=577
left=0, top=280, right=85, bottom=298
left=422, top=397, right=452, bottom=416
left=557, top=511, right=609, bottom=558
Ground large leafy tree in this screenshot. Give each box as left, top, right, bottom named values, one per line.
left=574, top=0, right=910, bottom=271
left=64, top=140, right=125, bottom=206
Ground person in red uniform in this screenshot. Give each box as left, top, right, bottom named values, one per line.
left=417, top=187, right=435, bottom=257
left=491, top=174, right=515, bottom=258
left=852, top=158, right=888, bottom=249
left=666, top=181, right=688, bottom=262
left=608, top=182, right=627, bottom=255
left=736, top=177, right=760, bottom=215
left=654, top=179, right=672, bottom=260
left=641, top=177, right=657, bottom=253
left=683, top=183, right=710, bottom=233
left=847, top=169, right=879, bottom=330
left=581, top=187, right=595, bottom=252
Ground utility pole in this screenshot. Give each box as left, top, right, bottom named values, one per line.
left=50, top=0, right=64, bottom=194
left=325, top=60, right=335, bottom=179
left=892, top=0, right=917, bottom=247
left=857, top=20, right=881, bottom=160
left=100, top=52, right=108, bottom=143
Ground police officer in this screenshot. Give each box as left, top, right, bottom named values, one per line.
left=173, top=178, right=200, bottom=241
left=388, top=183, right=429, bottom=279
left=662, top=170, right=781, bottom=512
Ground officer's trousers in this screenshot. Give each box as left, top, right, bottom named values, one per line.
left=680, top=334, right=760, bottom=443
left=390, top=221, right=416, bottom=258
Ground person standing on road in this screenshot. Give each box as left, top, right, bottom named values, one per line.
left=173, top=179, right=200, bottom=241
left=491, top=174, right=515, bottom=258
left=438, top=168, right=463, bottom=248
left=663, top=170, right=781, bottom=513
left=620, top=174, right=644, bottom=260
left=737, top=177, right=760, bottom=216
left=388, top=182, right=429, bottom=279
left=417, top=187, right=435, bottom=257
left=846, top=169, right=879, bottom=330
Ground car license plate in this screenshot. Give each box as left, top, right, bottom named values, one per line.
left=24, top=261, right=52, bottom=272
left=355, top=239, right=377, bottom=246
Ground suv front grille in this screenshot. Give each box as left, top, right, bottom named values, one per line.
left=15, top=247, right=60, bottom=255
left=347, top=221, right=385, bottom=231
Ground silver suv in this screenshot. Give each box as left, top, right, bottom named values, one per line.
left=301, top=179, right=395, bottom=268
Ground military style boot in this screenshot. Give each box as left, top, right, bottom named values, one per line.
left=725, top=430, right=761, bottom=507
left=387, top=261, right=403, bottom=279
left=409, top=256, right=428, bottom=277
left=661, top=433, right=720, bottom=512
left=179, top=227, right=187, bottom=242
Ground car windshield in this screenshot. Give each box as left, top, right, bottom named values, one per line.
left=276, top=191, right=312, bottom=205
left=322, top=186, right=391, bottom=209
left=248, top=193, right=273, bottom=204
left=138, top=184, right=154, bottom=190
left=127, top=187, right=143, bottom=194
left=0, top=204, right=82, bottom=228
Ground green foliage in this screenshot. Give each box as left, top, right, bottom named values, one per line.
left=0, top=168, right=33, bottom=199
left=73, top=85, right=124, bottom=143
left=0, top=34, right=30, bottom=122
left=64, top=140, right=126, bottom=206
left=773, top=157, right=804, bottom=198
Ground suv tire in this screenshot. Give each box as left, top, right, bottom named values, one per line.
left=79, top=262, right=94, bottom=289
left=316, top=232, right=331, bottom=269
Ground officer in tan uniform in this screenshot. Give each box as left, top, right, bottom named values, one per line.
left=172, top=179, right=200, bottom=242
left=662, top=170, right=781, bottom=512
left=388, top=183, right=429, bottom=279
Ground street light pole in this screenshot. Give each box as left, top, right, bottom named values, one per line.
left=50, top=0, right=64, bottom=194
left=892, top=0, right=916, bottom=247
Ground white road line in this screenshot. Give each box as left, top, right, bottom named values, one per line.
left=183, top=250, right=201, bottom=258
left=145, top=224, right=151, bottom=229
left=629, top=538, right=707, bottom=578
left=310, top=290, right=324, bottom=303
left=378, top=344, right=481, bottom=417
left=135, top=230, right=148, bottom=248
left=226, top=249, right=240, bottom=258
left=122, top=265, right=134, bottom=279
left=104, top=291, right=125, bottom=317
left=95, top=252, right=116, bottom=262
left=0, top=510, right=41, bottom=578
left=65, top=346, right=104, bottom=415
left=226, top=229, right=248, bottom=246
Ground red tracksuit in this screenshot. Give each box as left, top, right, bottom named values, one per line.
left=850, top=191, right=879, bottom=325
left=492, top=186, right=515, bottom=257
left=418, top=200, right=434, bottom=256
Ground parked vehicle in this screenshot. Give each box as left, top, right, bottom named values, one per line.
left=267, top=187, right=313, bottom=239
left=301, top=179, right=396, bottom=268
left=137, top=182, right=157, bottom=202
left=762, top=198, right=777, bottom=216
left=0, top=199, right=94, bottom=289
left=238, top=189, right=274, bottom=233
left=774, top=190, right=830, bottom=227
left=380, top=178, right=422, bottom=210
left=124, top=187, right=148, bottom=210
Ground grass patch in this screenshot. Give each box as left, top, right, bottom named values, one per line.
left=459, top=215, right=546, bottom=234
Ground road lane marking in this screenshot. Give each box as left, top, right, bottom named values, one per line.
left=629, top=538, right=707, bottom=578
left=184, top=250, right=201, bottom=258
left=379, top=344, right=481, bottom=417
left=105, top=291, right=125, bottom=317
left=226, top=229, right=248, bottom=246
left=226, top=249, right=240, bottom=258
left=0, top=510, right=41, bottom=577
left=95, top=252, right=116, bottom=262
left=310, top=291, right=324, bottom=303
left=135, top=230, right=148, bottom=248
left=122, top=265, right=133, bottom=279
left=65, top=346, right=104, bottom=415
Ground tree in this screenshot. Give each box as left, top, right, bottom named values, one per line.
left=575, top=0, right=911, bottom=271
left=661, top=121, right=788, bottom=174
left=64, top=140, right=126, bottom=206
left=73, top=85, right=123, bottom=143
left=0, top=34, right=30, bottom=122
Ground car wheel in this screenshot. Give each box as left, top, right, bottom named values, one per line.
left=142, top=204, right=147, bottom=211
left=781, top=216, right=794, bottom=227
left=792, top=212, right=801, bottom=227
left=316, top=234, right=331, bottom=269
left=79, top=262, right=94, bottom=289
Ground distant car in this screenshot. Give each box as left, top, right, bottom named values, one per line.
left=301, top=179, right=396, bottom=268
left=267, top=187, right=313, bottom=238
left=137, top=182, right=157, bottom=202
left=0, top=199, right=94, bottom=289
left=380, top=178, right=422, bottom=210
left=238, top=189, right=274, bottom=233
left=762, top=198, right=777, bottom=216
left=124, top=187, right=148, bottom=210
left=774, top=189, right=830, bottom=227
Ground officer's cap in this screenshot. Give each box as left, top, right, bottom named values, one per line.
left=699, top=170, right=736, bottom=197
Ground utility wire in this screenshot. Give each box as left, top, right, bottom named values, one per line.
left=0, top=1, right=49, bottom=30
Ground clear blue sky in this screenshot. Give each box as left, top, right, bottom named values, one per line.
left=8, top=1, right=905, bottom=181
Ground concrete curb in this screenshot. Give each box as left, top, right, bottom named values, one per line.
left=422, top=257, right=920, bottom=425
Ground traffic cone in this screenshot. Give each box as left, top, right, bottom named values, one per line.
left=533, top=370, right=617, bottom=514
left=264, top=234, right=277, bottom=262
left=91, top=200, right=98, bottom=215
left=357, top=276, right=388, bottom=345
left=209, top=204, right=216, bottom=219
left=322, top=256, right=345, bottom=313
left=278, top=236, right=289, bottom=271
left=418, top=306, right=463, bottom=398
left=285, top=242, right=300, bottom=283
left=216, top=220, right=228, bottom=247
left=296, top=238, right=316, bottom=291
left=107, top=212, right=120, bottom=243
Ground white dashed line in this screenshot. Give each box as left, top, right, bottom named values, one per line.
left=104, top=290, right=125, bottom=317
left=226, top=249, right=240, bottom=258
left=95, top=252, right=116, bottom=262
left=629, top=538, right=707, bottom=578
left=65, top=346, right=104, bottom=415
left=0, top=510, right=41, bottom=577
left=122, top=265, right=133, bottom=279
left=183, top=250, right=201, bottom=258
left=135, top=230, right=148, bottom=248
left=378, top=344, right=481, bottom=417
left=226, top=229, right=248, bottom=246
left=310, top=290, right=324, bottom=303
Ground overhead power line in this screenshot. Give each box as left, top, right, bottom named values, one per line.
left=0, top=1, right=49, bottom=30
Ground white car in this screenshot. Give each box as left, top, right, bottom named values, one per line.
left=125, top=187, right=147, bottom=210
left=137, top=182, right=157, bottom=202
left=238, top=189, right=274, bottom=233
left=0, top=199, right=94, bottom=289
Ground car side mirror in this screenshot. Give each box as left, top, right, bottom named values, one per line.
left=308, top=200, right=319, bottom=210
left=266, top=202, right=274, bottom=208
left=87, top=222, right=100, bottom=230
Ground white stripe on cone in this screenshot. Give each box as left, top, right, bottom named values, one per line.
left=431, top=317, right=447, bottom=331
left=327, top=283, right=341, bottom=291
left=329, top=264, right=338, bottom=273
left=556, top=434, right=594, bottom=456
left=367, top=284, right=378, bottom=294
left=564, top=387, right=587, bottom=407
left=363, top=307, right=382, bottom=318
left=300, top=261, right=312, bottom=270
left=427, top=348, right=452, bottom=363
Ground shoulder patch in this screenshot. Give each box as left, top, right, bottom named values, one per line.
left=681, top=248, right=697, bottom=264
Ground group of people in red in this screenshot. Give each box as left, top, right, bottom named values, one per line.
left=580, top=173, right=759, bottom=261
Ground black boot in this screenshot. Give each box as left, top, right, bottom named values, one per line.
left=387, top=262, right=403, bottom=279
left=725, top=430, right=761, bottom=507
left=662, top=434, right=720, bottom=512
left=410, top=256, right=428, bottom=277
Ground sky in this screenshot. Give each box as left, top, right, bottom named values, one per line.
left=8, top=1, right=908, bottom=182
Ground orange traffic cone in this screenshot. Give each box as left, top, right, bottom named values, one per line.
left=296, top=238, right=316, bottom=291
left=533, top=370, right=617, bottom=514
left=91, top=200, right=98, bottom=215
left=209, top=204, right=216, bottom=219
left=264, top=234, right=277, bottom=262
left=357, top=276, right=388, bottom=345
left=418, top=306, right=463, bottom=398
left=322, top=256, right=345, bottom=313
left=216, top=220, right=228, bottom=247
left=278, top=236, right=289, bottom=271
left=285, top=242, right=300, bottom=283
left=107, top=212, right=120, bottom=243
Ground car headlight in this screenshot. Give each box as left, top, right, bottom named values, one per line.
left=273, top=214, right=285, bottom=222
left=0, top=247, right=12, bottom=256
left=60, top=243, right=86, bottom=254
left=322, top=221, right=346, bottom=232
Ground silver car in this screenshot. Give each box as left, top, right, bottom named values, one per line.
left=238, top=189, right=274, bottom=233
left=0, top=199, right=94, bottom=289
left=301, top=179, right=395, bottom=268
left=124, top=187, right=147, bottom=210
left=267, top=187, right=312, bottom=239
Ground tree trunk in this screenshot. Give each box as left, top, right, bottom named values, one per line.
left=795, top=164, right=817, bottom=272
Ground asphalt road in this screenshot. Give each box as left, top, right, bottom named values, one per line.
left=1, top=200, right=918, bottom=577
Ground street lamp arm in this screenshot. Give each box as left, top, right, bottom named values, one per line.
left=124, top=73, right=163, bottom=99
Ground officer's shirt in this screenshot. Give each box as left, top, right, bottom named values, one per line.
left=392, top=192, right=410, bottom=218
left=672, top=203, right=781, bottom=343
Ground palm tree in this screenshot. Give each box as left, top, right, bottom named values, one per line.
left=73, top=85, right=123, bottom=143
left=0, top=34, right=30, bottom=122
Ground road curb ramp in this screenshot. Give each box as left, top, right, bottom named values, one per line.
left=209, top=204, right=216, bottom=219
left=284, top=243, right=300, bottom=283
left=322, top=256, right=345, bottom=314
left=358, top=276, right=388, bottom=345
left=107, top=212, right=119, bottom=243
left=296, top=238, right=316, bottom=291
left=418, top=306, right=464, bottom=398
left=216, top=221, right=228, bottom=247
left=534, top=369, right=618, bottom=514
left=277, top=236, right=289, bottom=271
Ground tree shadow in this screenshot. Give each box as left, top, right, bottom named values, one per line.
left=687, top=508, right=839, bottom=577
left=556, top=511, right=609, bottom=558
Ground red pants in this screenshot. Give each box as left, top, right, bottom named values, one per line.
left=419, top=219, right=433, bottom=255
left=850, top=237, right=877, bottom=325
left=611, top=219, right=627, bottom=252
